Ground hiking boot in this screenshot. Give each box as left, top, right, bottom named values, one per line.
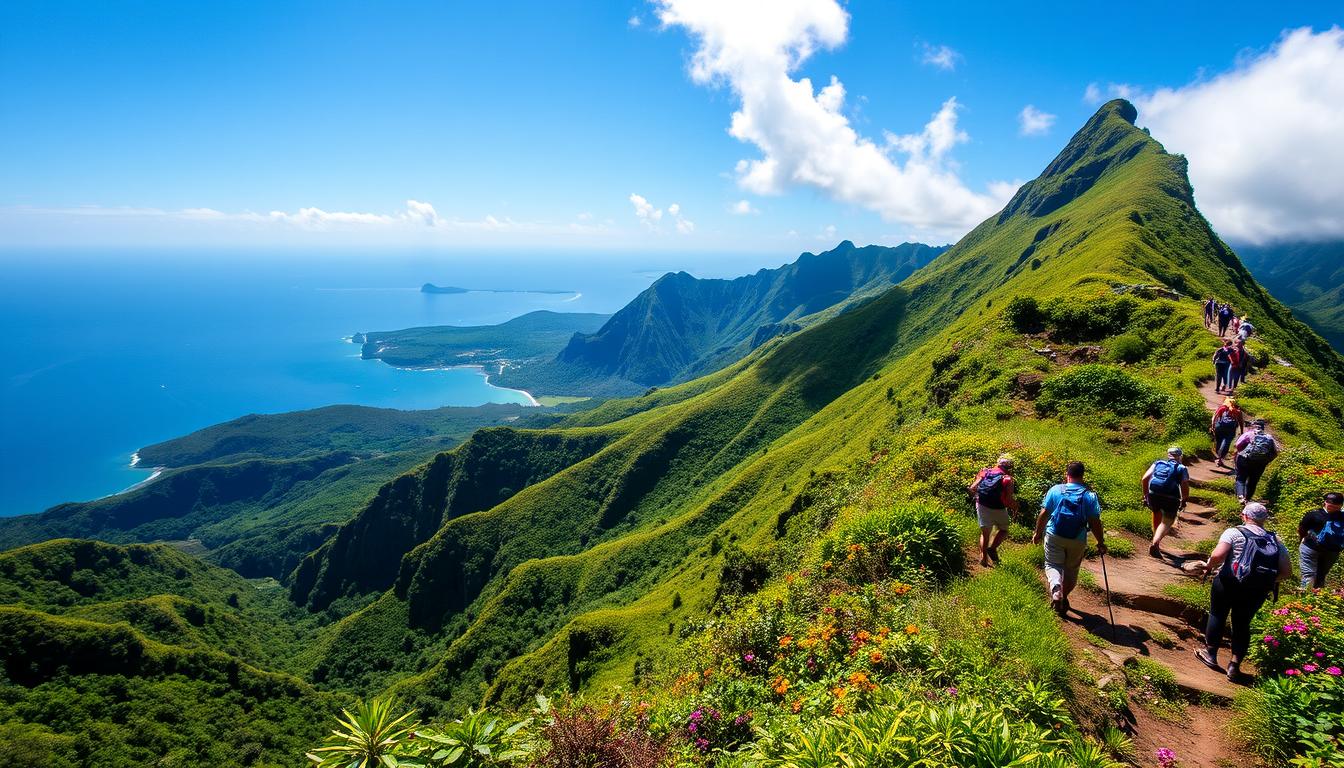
left=1195, top=647, right=1220, bottom=672
left=1149, top=544, right=1161, bottom=558
left=1050, top=587, right=1063, bottom=616
left=987, top=547, right=1001, bottom=565
left=1060, top=597, right=1070, bottom=615
left=1226, top=661, right=1241, bottom=682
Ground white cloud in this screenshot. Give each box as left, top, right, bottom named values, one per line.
left=629, top=193, right=694, bottom=234
left=730, top=199, right=759, bottom=215
left=1123, top=26, right=1344, bottom=244
left=1083, top=82, right=1102, bottom=104
left=919, top=43, right=962, bottom=71
left=1018, top=105, right=1056, bottom=136
left=628, top=15, right=642, bottom=27
left=654, top=0, right=1009, bottom=241
left=818, top=223, right=837, bottom=241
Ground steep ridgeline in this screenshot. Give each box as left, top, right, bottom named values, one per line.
left=489, top=241, right=945, bottom=397
left=0, top=539, right=333, bottom=764
left=1237, top=240, right=1344, bottom=351
left=287, top=100, right=1344, bottom=717
left=0, top=403, right=543, bottom=579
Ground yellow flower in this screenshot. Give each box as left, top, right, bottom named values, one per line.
left=832, top=686, right=848, bottom=699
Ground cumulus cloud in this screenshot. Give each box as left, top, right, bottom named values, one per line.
left=730, top=199, right=759, bottom=215
left=628, top=15, right=642, bottom=27
left=629, top=194, right=694, bottom=234
left=654, top=0, right=1010, bottom=241
left=1018, top=105, right=1056, bottom=136
left=1083, top=82, right=1103, bottom=104
left=1121, top=26, right=1344, bottom=244
left=919, top=43, right=962, bottom=71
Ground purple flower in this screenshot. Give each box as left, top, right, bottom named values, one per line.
left=743, top=653, right=755, bottom=663
left=1328, top=667, right=1342, bottom=676
left=1315, top=652, right=1326, bottom=658
left=687, top=722, right=698, bottom=733
left=1303, top=664, right=1319, bottom=673
left=1156, top=747, right=1177, bottom=768
left=946, top=687, right=958, bottom=697
left=695, top=737, right=709, bottom=751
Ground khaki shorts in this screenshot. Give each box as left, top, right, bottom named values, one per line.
left=1044, top=532, right=1087, bottom=574
left=975, top=502, right=1011, bottom=530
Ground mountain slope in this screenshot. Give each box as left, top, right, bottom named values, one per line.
left=1237, top=240, right=1344, bottom=350
left=486, top=241, right=944, bottom=397
left=359, top=310, right=610, bottom=368
left=286, top=100, right=1344, bottom=717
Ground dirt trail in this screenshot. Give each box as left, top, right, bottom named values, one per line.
left=1061, top=321, right=1256, bottom=766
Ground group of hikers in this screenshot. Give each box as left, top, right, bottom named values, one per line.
left=968, top=436, right=1341, bottom=683
left=1206, top=299, right=1257, bottom=395
left=1205, top=297, right=1255, bottom=341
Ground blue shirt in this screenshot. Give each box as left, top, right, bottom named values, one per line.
left=1042, top=482, right=1102, bottom=540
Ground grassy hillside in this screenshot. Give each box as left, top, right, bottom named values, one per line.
left=289, top=101, right=1344, bottom=725
left=0, top=403, right=552, bottom=579
left=1238, top=240, right=1344, bottom=350
left=0, top=540, right=336, bottom=766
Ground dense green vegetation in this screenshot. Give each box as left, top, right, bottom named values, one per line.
left=1238, top=240, right=1344, bottom=351
left=0, top=403, right=554, bottom=579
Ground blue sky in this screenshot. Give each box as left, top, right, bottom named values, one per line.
left=2, top=1, right=1341, bottom=252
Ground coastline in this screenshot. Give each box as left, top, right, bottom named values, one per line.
left=381, top=361, right=540, bottom=407
left=104, top=457, right=164, bottom=499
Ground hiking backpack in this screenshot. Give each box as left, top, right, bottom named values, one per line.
left=1241, top=433, right=1278, bottom=462
left=1050, top=489, right=1090, bottom=539
left=1216, top=409, right=1239, bottom=429
left=1149, top=459, right=1182, bottom=497
left=1313, top=516, right=1344, bottom=553
left=976, top=468, right=1007, bottom=508
left=1213, top=347, right=1232, bottom=365
left=1226, top=527, right=1281, bottom=592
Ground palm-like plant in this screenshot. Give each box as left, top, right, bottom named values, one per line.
left=307, top=698, right=421, bottom=768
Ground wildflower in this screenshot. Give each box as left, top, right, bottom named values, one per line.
left=832, top=686, right=848, bottom=699
left=822, top=561, right=833, bottom=571
left=856, top=629, right=872, bottom=643
left=695, top=737, right=709, bottom=752
left=870, top=650, right=884, bottom=664
left=905, top=624, right=919, bottom=635
left=1156, top=747, right=1177, bottom=768
left=1285, top=669, right=1301, bottom=676
left=1315, top=652, right=1326, bottom=658
left=1328, top=667, right=1342, bottom=676
left=743, top=652, right=755, bottom=664
left=832, top=703, right=846, bottom=716
left=779, top=635, right=793, bottom=649
left=798, top=637, right=816, bottom=649
left=790, top=698, right=803, bottom=714
left=848, top=671, right=872, bottom=690
left=772, top=676, right=790, bottom=695
left=876, top=626, right=891, bottom=638
left=1303, top=664, right=1319, bottom=673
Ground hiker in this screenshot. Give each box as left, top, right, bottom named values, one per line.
left=1238, top=317, right=1256, bottom=342
left=1203, top=297, right=1217, bottom=329
left=1231, top=316, right=1241, bottom=338
left=1235, top=339, right=1253, bottom=384
left=1194, top=502, right=1291, bottom=681
left=1212, top=340, right=1234, bottom=394
left=1210, top=397, right=1244, bottom=468
left=968, top=453, right=1020, bottom=567
left=1217, top=304, right=1233, bottom=337
left=1298, top=491, right=1344, bottom=589
left=1226, top=342, right=1243, bottom=393
left=1032, top=461, right=1106, bottom=616
left=1143, top=446, right=1190, bottom=557
left=1233, top=419, right=1279, bottom=503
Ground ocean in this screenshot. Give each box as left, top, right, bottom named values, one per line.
left=0, top=248, right=781, bottom=516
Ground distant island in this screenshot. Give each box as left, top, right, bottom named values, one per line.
left=421, top=282, right=575, bottom=295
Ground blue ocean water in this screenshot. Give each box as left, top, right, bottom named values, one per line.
left=0, top=249, right=719, bottom=516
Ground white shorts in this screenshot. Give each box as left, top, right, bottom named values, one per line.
left=975, top=502, right=1011, bottom=530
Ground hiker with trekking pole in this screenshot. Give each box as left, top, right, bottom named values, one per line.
left=968, top=454, right=1020, bottom=568
left=1142, top=446, right=1190, bottom=558
left=1033, top=461, right=1106, bottom=617
left=1194, top=502, right=1292, bottom=681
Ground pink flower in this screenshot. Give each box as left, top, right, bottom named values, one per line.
left=1285, top=669, right=1301, bottom=676
left=1328, top=667, right=1342, bottom=676
left=1303, top=664, right=1318, bottom=673
left=1316, top=652, right=1327, bottom=658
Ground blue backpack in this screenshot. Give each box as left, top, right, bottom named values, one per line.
left=1050, top=488, right=1090, bottom=538
left=976, top=468, right=1007, bottom=508
left=1148, top=459, right=1182, bottom=497
left=1314, top=516, right=1344, bottom=553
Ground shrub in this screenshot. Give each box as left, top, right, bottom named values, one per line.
left=1164, top=395, right=1210, bottom=439
left=536, top=704, right=666, bottom=768
left=1035, top=365, right=1167, bottom=419
left=1235, top=673, right=1344, bottom=766
left=1004, top=296, right=1046, bottom=334
left=817, top=504, right=964, bottom=586
left=1251, top=589, right=1344, bottom=675
left=1104, top=333, right=1150, bottom=364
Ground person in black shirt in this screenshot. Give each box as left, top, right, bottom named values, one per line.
left=1298, top=492, right=1344, bottom=589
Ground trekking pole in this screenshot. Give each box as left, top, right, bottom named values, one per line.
left=1099, top=551, right=1117, bottom=642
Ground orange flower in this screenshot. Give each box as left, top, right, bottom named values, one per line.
left=832, top=686, right=848, bottom=699
left=772, top=676, right=790, bottom=695
left=869, top=650, right=884, bottom=664
left=779, top=635, right=793, bottom=648
left=848, top=671, right=872, bottom=690
left=822, top=560, right=833, bottom=570
left=791, top=698, right=803, bottom=714
left=855, top=630, right=871, bottom=643
left=832, top=703, right=846, bottom=716
left=905, top=624, right=919, bottom=635
left=876, top=626, right=891, bottom=639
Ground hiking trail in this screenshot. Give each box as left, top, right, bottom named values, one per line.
left=1037, top=321, right=1262, bottom=765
